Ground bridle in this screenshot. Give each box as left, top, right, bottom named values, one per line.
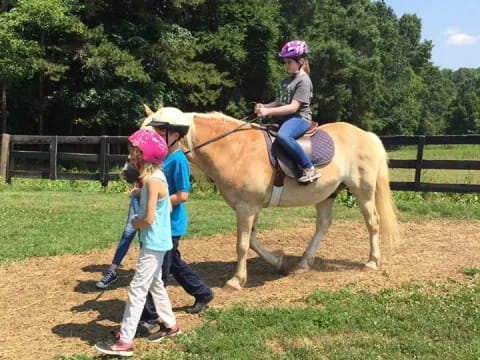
left=183, top=116, right=262, bottom=155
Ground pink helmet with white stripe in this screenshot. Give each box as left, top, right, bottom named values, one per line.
left=278, top=40, right=309, bottom=59
left=128, top=129, right=168, bottom=165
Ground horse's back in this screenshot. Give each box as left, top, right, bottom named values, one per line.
left=319, top=122, right=388, bottom=190
left=320, top=122, right=386, bottom=159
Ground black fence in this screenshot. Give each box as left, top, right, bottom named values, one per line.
left=1, top=133, right=480, bottom=192
left=0, top=134, right=129, bottom=186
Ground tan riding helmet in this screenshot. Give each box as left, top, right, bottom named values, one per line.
left=147, top=107, right=191, bottom=138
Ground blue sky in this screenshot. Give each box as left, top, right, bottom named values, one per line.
left=381, top=0, right=480, bottom=70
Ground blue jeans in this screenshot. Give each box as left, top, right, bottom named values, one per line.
left=112, top=194, right=140, bottom=266
left=275, top=116, right=312, bottom=169
left=141, top=236, right=213, bottom=321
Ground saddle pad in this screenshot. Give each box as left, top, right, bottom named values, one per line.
left=262, top=128, right=335, bottom=179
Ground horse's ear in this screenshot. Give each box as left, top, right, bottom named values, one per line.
left=143, top=104, right=154, bottom=116
left=157, top=104, right=163, bottom=111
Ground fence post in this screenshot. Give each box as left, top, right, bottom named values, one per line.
left=99, top=135, right=108, bottom=187
left=0, top=133, right=11, bottom=183
left=49, top=135, right=58, bottom=180
left=414, top=136, right=425, bottom=191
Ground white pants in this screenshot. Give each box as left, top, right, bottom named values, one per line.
left=119, top=248, right=176, bottom=342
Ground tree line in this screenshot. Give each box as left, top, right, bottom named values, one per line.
left=1, top=0, right=479, bottom=136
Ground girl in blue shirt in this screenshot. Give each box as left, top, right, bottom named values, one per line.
left=94, top=129, right=179, bottom=357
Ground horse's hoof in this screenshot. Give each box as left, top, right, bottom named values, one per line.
left=224, top=277, right=243, bottom=291
left=290, top=265, right=310, bottom=275
left=363, top=262, right=378, bottom=271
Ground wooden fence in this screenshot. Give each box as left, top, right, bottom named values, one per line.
left=0, top=134, right=129, bottom=186
left=1, top=133, right=480, bottom=192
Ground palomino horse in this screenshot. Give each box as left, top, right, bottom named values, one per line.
left=141, top=107, right=400, bottom=290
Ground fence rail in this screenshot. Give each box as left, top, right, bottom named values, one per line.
left=1, top=133, right=480, bottom=192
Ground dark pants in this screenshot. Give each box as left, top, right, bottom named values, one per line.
left=141, top=236, right=213, bottom=321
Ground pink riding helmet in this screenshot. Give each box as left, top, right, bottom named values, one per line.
left=128, top=129, right=168, bottom=165
left=278, top=40, right=309, bottom=59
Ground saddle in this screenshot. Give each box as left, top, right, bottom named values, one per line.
left=262, top=123, right=335, bottom=186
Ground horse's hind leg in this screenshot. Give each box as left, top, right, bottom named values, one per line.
left=294, top=198, right=335, bottom=272
left=353, top=191, right=381, bottom=270
left=249, top=214, right=283, bottom=271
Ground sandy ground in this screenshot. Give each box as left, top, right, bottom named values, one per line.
left=1, top=220, right=479, bottom=359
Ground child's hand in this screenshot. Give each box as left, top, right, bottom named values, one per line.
left=254, top=103, right=263, bottom=114
left=255, top=106, right=269, bottom=117
left=131, top=215, right=140, bottom=230
left=127, top=188, right=141, bottom=197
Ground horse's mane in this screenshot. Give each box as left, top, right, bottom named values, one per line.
left=193, top=112, right=246, bottom=125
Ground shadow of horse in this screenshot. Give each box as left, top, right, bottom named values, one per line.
left=165, top=255, right=364, bottom=289
left=279, top=255, right=365, bottom=274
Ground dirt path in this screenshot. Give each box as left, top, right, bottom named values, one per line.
left=1, top=220, right=479, bottom=359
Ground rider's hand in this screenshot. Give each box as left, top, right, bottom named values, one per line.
left=255, top=106, right=270, bottom=117
left=254, top=103, right=263, bottom=114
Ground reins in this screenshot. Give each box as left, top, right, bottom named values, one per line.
left=183, top=116, right=263, bottom=155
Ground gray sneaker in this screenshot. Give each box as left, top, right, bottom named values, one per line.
left=298, top=167, right=321, bottom=183
left=96, top=269, right=118, bottom=289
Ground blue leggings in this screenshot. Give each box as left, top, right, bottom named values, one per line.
left=111, top=194, right=140, bottom=266
left=275, top=116, right=312, bottom=169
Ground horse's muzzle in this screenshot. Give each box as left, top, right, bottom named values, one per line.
left=121, top=161, right=140, bottom=183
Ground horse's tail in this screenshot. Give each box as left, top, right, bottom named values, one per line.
left=373, top=138, right=400, bottom=253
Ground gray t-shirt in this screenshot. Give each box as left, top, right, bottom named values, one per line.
left=275, top=73, right=313, bottom=124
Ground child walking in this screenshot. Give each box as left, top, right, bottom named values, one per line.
left=255, top=40, right=319, bottom=183
left=94, top=129, right=179, bottom=357
left=96, top=190, right=139, bottom=289
left=139, top=107, right=214, bottom=334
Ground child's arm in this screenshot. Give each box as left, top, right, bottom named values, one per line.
left=170, top=191, right=189, bottom=206
left=131, top=177, right=167, bottom=230
left=254, top=101, right=279, bottom=115
left=256, top=100, right=301, bottom=117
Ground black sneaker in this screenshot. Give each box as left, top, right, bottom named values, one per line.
left=136, top=320, right=159, bottom=337
left=96, top=269, right=118, bottom=289
left=148, top=323, right=180, bottom=342
left=185, top=293, right=214, bottom=314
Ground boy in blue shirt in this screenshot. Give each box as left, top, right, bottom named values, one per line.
left=140, top=107, right=214, bottom=337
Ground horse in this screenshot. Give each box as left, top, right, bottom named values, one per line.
left=140, top=106, right=400, bottom=291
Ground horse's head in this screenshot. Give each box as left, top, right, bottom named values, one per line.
left=121, top=105, right=193, bottom=183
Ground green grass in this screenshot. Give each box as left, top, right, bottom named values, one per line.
left=388, top=144, right=480, bottom=184
left=59, top=279, right=480, bottom=360
left=1, top=179, right=480, bottom=265
left=1, top=178, right=479, bottom=360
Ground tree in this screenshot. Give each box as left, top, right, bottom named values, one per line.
left=446, top=69, right=480, bottom=134
left=0, top=6, right=41, bottom=133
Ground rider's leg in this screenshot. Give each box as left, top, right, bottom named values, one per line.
left=275, top=117, right=320, bottom=182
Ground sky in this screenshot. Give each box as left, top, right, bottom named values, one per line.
left=381, top=0, right=480, bottom=70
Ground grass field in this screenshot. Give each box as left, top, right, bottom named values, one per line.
left=388, top=144, right=480, bottom=184
left=1, top=178, right=480, bottom=266
left=1, top=148, right=480, bottom=360
left=58, top=280, right=480, bottom=360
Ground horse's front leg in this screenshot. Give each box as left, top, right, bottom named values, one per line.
left=249, top=214, right=283, bottom=271
left=225, top=203, right=258, bottom=290
left=294, top=198, right=334, bottom=272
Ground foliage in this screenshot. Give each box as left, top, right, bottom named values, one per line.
left=1, top=0, right=480, bottom=135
